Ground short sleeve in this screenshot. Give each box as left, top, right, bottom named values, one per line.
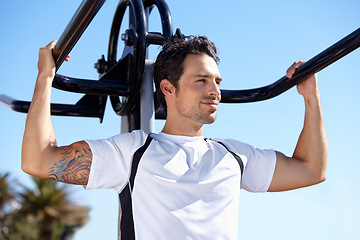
left=214, top=139, right=276, bottom=192
left=84, top=130, right=148, bottom=193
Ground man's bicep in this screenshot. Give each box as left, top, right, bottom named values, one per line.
left=48, top=140, right=92, bottom=185
left=268, top=151, right=315, bottom=192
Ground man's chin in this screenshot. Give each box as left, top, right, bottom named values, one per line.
left=202, top=113, right=217, bottom=124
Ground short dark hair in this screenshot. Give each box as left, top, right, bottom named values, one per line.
left=152, top=35, right=219, bottom=116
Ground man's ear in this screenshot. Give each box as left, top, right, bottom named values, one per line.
left=160, top=79, right=175, bottom=96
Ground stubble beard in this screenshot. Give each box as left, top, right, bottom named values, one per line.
left=175, top=98, right=217, bottom=125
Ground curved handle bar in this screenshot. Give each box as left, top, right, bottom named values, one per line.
left=143, top=0, right=173, bottom=41
left=221, top=27, right=360, bottom=103
left=53, top=74, right=129, bottom=96
left=108, top=0, right=147, bottom=116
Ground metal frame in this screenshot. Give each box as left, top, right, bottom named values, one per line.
left=1, top=0, right=360, bottom=130
left=221, top=27, right=360, bottom=103
left=1, top=1, right=359, bottom=238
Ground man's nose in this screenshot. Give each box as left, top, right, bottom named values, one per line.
left=209, top=80, right=221, bottom=99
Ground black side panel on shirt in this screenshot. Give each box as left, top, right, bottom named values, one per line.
left=204, top=138, right=244, bottom=178
left=119, top=184, right=135, bottom=240
left=216, top=141, right=244, bottom=178
left=119, top=135, right=153, bottom=240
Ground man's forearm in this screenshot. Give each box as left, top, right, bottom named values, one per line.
left=21, top=73, right=57, bottom=178
left=292, top=90, right=328, bottom=183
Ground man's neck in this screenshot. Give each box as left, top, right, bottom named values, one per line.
left=161, top=119, right=204, bottom=137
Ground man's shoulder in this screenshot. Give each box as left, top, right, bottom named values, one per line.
left=111, top=129, right=148, bottom=142
left=209, top=137, right=250, bottom=148
left=87, top=130, right=149, bottom=153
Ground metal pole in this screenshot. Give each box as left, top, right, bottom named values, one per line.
left=140, top=60, right=155, bottom=133
left=53, top=0, right=106, bottom=72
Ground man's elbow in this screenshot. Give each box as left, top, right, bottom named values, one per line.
left=318, top=172, right=327, bottom=183
left=21, top=154, right=48, bottom=179
left=317, top=158, right=328, bottom=184
left=310, top=168, right=327, bottom=186
left=21, top=158, right=38, bottom=177
left=314, top=174, right=326, bottom=185
left=308, top=155, right=327, bottom=186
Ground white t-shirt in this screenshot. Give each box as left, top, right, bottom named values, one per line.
left=85, top=130, right=276, bottom=240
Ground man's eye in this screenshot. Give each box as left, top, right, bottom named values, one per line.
left=197, top=79, right=206, bottom=82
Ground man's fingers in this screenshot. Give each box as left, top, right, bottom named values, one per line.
left=39, top=40, right=57, bottom=54
left=45, top=40, right=57, bottom=50
left=286, top=60, right=306, bottom=78
left=286, top=62, right=297, bottom=78
left=37, top=40, right=58, bottom=74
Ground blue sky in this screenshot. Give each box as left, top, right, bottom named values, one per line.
left=1, top=0, right=359, bottom=239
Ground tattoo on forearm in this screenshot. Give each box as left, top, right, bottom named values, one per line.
left=48, top=141, right=92, bottom=185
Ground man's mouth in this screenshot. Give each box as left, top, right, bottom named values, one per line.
left=201, top=95, right=220, bottom=107
left=201, top=100, right=219, bottom=108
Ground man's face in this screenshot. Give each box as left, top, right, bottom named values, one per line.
left=173, top=54, right=222, bottom=125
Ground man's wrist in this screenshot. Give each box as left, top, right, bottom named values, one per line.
left=303, top=89, right=321, bottom=109
left=303, top=88, right=320, bottom=99
left=37, top=72, right=54, bottom=84
left=34, top=75, right=54, bottom=93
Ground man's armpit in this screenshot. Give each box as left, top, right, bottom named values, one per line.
left=48, top=141, right=92, bottom=185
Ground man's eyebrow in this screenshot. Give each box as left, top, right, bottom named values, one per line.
left=194, top=73, right=209, bottom=78
left=194, top=73, right=223, bottom=81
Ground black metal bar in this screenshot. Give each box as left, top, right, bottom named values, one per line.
left=53, top=53, right=134, bottom=96
left=221, top=27, right=360, bottom=103
left=143, top=0, right=172, bottom=40
left=0, top=94, right=29, bottom=113
left=53, top=74, right=129, bottom=96
left=145, top=32, right=169, bottom=45
left=0, top=94, right=104, bottom=119
left=53, top=0, right=106, bottom=72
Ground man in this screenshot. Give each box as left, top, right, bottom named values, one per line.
left=22, top=36, right=328, bottom=239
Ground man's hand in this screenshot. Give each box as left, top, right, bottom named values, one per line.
left=37, top=40, right=70, bottom=81
left=286, top=60, right=319, bottom=98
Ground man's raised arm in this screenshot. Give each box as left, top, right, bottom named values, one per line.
left=21, top=40, right=92, bottom=185
left=268, top=61, right=328, bottom=192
